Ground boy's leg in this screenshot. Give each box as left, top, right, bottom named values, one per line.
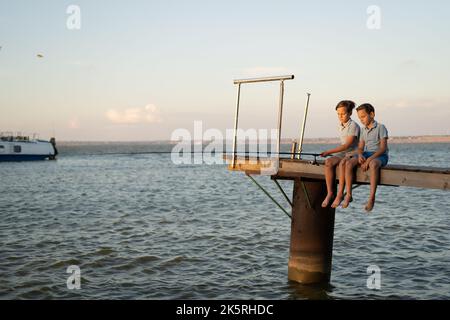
left=335, top=157, right=347, bottom=200
left=338, top=157, right=359, bottom=208
left=365, top=159, right=382, bottom=212
left=321, top=156, right=342, bottom=207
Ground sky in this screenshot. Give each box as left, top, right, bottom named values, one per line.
left=0, top=0, right=449, bottom=141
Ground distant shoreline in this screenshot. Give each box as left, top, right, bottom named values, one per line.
left=299, top=135, right=450, bottom=144
left=57, top=135, right=450, bottom=145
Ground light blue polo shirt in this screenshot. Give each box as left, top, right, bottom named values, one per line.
left=336, top=119, right=360, bottom=156
left=361, top=121, right=389, bottom=154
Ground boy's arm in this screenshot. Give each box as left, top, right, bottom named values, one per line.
left=366, top=138, right=387, bottom=162
left=321, top=136, right=357, bottom=156
left=366, top=125, right=388, bottom=163
left=357, top=139, right=366, bottom=163
left=357, top=139, right=365, bottom=155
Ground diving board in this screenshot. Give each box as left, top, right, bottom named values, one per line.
left=225, top=156, right=449, bottom=190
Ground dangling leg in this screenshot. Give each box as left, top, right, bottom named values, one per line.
left=365, top=159, right=381, bottom=212
left=341, top=157, right=359, bottom=208
left=331, top=158, right=347, bottom=208
left=322, top=156, right=341, bottom=207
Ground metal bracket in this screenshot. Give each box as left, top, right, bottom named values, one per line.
left=301, top=181, right=313, bottom=209
left=246, top=173, right=292, bottom=219
left=273, top=179, right=293, bottom=208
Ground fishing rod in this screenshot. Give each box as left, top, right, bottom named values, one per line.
left=224, top=151, right=328, bottom=165
left=72, top=151, right=328, bottom=161
left=83, top=151, right=325, bottom=156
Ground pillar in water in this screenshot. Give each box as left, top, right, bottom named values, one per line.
left=288, top=178, right=336, bottom=284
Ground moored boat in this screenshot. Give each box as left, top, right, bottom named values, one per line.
left=0, top=132, right=58, bottom=161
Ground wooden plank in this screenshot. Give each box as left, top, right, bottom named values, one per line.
left=223, top=156, right=450, bottom=191
left=227, top=156, right=274, bottom=173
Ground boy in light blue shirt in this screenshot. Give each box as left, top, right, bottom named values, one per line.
left=343, top=103, right=389, bottom=212
left=320, top=100, right=360, bottom=208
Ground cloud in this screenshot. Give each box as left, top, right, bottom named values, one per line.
left=67, top=60, right=96, bottom=70
left=106, top=104, right=162, bottom=125
left=388, top=98, right=448, bottom=109
left=390, top=100, right=409, bottom=109
left=68, top=118, right=80, bottom=129
left=375, top=98, right=450, bottom=116
left=242, top=66, right=290, bottom=77
left=399, top=59, right=420, bottom=69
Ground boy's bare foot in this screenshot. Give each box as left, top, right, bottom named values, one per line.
left=341, top=194, right=353, bottom=208
left=364, top=198, right=375, bottom=212
left=331, top=195, right=343, bottom=208
left=321, top=193, right=334, bottom=208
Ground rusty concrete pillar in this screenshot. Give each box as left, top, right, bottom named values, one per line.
left=288, top=178, right=336, bottom=284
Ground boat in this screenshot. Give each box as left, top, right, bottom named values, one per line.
left=0, top=132, right=58, bottom=161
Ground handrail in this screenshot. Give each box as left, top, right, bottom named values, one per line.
left=233, top=75, right=294, bottom=84
left=231, top=74, right=295, bottom=172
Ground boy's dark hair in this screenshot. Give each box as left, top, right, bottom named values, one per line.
left=356, top=103, right=375, bottom=114
left=335, top=100, right=355, bottom=113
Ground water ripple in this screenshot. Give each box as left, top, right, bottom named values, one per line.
left=0, top=143, right=449, bottom=299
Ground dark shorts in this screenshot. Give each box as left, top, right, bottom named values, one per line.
left=363, top=151, right=389, bottom=167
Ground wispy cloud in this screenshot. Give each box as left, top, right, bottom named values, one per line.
left=106, top=104, right=162, bottom=125
left=390, top=98, right=447, bottom=109
left=375, top=98, right=450, bottom=112
left=242, top=66, right=290, bottom=77
left=68, top=117, right=80, bottom=129
left=66, top=60, right=97, bottom=72
left=399, top=59, right=420, bottom=69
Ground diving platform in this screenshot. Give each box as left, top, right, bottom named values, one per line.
left=226, top=74, right=449, bottom=285
left=226, top=156, right=450, bottom=190
left=225, top=155, right=449, bottom=284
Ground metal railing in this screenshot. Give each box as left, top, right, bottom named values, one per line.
left=233, top=75, right=294, bottom=85
left=0, top=132, right=39, bottom=141
left=231, top=75, right=295, bottom=169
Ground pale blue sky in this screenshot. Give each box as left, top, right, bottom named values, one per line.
left=1, top=0, right=449, bottom=140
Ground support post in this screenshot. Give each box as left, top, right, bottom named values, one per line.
left=288, top=178, right=336, bottom=284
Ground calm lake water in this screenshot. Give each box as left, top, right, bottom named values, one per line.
left=0, top=142, right=449, bottom=299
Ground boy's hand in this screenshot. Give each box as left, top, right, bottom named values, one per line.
left=320, top=151, right=329, bottom=157
left=361, top=159, right=371, bottom=171
left=358, top=155, right=366, bottom=164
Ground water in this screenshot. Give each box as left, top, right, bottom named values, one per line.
left=0, top=142, right=449, bottom=299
